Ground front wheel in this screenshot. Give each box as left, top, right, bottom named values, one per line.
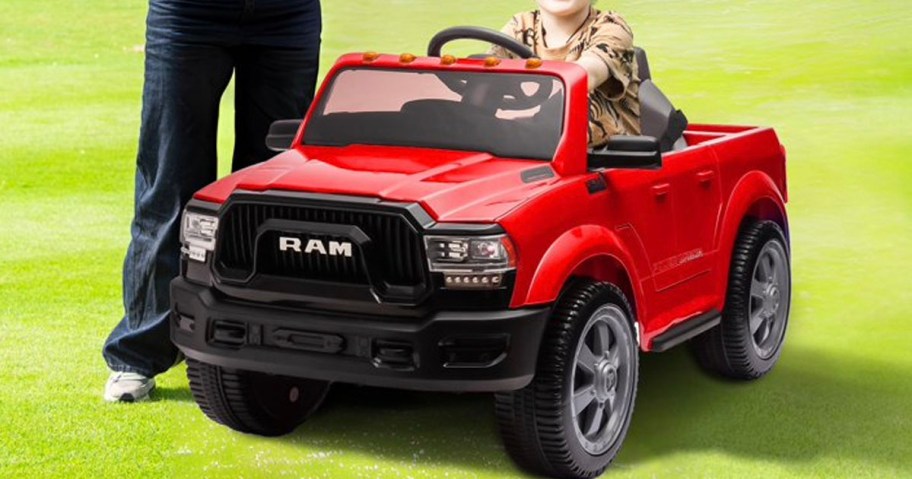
left=186, top=358, right=330, bottom=436
left=495, top=280, right=639, bottom=479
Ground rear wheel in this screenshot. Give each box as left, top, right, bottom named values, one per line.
left=692, top=219, right=791, bottom=379
left=186, top=358, right=330, bottom=436
left=495, top=280, right=638, bottom=478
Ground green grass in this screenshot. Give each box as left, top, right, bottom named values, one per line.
left=1, top=0, right=911, bottom=477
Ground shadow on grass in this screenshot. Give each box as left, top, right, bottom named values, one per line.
left=622, top=346, right=911, bottom=471
left=296, top=384, right=514, bottom=472
left=276, top=345, right=911, bottom=476
left=152, top=386, right=193, bottom=402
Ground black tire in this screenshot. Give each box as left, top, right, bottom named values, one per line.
left=692, top=219, right=791, bottom=379
left=186, top=358, right=330, bottom=436
left=495, top=280, right=639, bottom=479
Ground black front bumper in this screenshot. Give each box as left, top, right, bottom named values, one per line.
left=171, top=278, right=550, bottom=392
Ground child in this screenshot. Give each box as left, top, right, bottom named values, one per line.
left=491, top=0, right=640, bottom=147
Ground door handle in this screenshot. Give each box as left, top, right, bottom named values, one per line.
left=696, top=170, right=716, bottom=185
left=651, top=183, right=670, bottom=198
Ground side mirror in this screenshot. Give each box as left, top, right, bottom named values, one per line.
left=588, top=135, right=662, bottom=170
left=265, top=119, right=303, bottom=152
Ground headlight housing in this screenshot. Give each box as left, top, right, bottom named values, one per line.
left=424, top=234, right=516, bottom=272
left=180, top=211, right=219, bottom=261
left=425, top=234, right=516, bottom=290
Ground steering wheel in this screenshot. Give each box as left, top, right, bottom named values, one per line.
left=427, top=26, right=537, bottom=59
left=496, top=77, right=553, bottom=110
left=428, top=27, right=549, bottom=110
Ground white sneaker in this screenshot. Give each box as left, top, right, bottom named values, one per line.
left=104, top=371, right=156, bottom=403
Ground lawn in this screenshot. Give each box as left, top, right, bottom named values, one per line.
left=1, top=0, right=911, bottom=477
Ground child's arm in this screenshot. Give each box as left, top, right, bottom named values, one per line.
left=577, top=54, right=611, bottom=92
left=577, top=13, right=636, bottom=96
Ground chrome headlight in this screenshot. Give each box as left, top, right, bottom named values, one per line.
left=180, top=211, right=219, bottom=261
left=425, top=235, right=516, bottom=271
left=425, top=234, right=516, bottom=289
left=424, top=235, right=516, bottom=289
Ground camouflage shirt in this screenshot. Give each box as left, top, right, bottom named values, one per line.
left=491, top=8, right=641, bottom=147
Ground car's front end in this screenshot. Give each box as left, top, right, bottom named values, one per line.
left=171, top=189, right=553, bottom=391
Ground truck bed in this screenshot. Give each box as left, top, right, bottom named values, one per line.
left=680, top=123, right=788, bottom=203
left=682, top=123, right=769, bottom=148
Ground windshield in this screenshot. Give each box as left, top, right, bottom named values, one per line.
left=304, top=68, right=564, bottom=160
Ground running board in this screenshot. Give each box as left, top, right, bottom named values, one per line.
left=650, top=310, right=721, bottom=352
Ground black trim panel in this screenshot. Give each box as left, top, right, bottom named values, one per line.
left=171, top=278, right=549, bottom=392
left=185, top=198, right=222, bottom=213
left=521, top=166, right=556, bottom=183
left=426, top=222, right=505, bottom=236
left=223, top=190, right=436, bottom=228
left=586, top=175, right=607, bottom=194
left=650, top=309, right=721, bottom=352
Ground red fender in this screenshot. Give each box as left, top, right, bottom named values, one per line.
left=521, top=225, right=646, bottom=324
left=714, top=170, right=788, bottom=297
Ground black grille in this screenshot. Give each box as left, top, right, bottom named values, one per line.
left=215, top=201, right=427, bottom=290
left=257, top=230, right=367, bottom=284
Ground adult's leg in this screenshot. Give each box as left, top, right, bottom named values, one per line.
left=102, top=5, right=234, bottom=377
left=232, top=1, right=322, bottom=171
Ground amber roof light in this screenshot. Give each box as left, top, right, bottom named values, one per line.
left=484, top=56, right=501, bottom=68
left=399, top=53, right=417, bottom=64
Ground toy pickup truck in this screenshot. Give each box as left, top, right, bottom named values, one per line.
left=171, top=28, right=791, bottom=478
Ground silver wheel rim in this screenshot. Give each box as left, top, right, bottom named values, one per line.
left=570, top=304, right=634, bottom=455
left=749, top=240, right=790, bottom=359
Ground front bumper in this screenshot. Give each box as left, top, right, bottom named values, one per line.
left=171, top=278, right=550, bottom=392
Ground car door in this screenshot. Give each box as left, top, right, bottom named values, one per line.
left=601, top=165, right=679, bottom=292
left=660, top=146, right=723, bottom=293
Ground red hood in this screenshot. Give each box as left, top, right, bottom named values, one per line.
left=194, top=145, right=560, bottom=222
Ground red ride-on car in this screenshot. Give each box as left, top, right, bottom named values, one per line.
left=171, top=28, right=791, bottom=478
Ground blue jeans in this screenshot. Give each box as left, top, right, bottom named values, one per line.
left=103, top=0, right=321, bottom=377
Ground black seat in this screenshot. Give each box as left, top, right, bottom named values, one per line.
left=635, top=47, right=651, bottom=81
left=634, top=47, right=687, bottom=152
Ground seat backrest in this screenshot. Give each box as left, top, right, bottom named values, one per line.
left=634, top=47, right=651, bottom=81
left=635, top=48, right=687, bottom=152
